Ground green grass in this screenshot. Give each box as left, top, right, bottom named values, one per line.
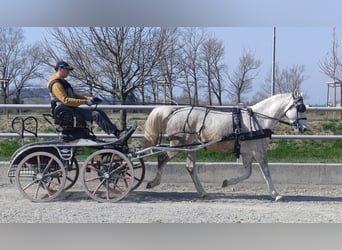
left=268, top=139, right=342, bottom=163
left=1, top=137, right=341, bottom=163
left=0, top=139, right=22, bottom=160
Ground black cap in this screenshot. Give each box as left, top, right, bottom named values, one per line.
left=54, top=61, right=74, bottom=71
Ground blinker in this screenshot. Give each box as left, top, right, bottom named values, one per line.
left=297, top=104, right=306, bottom=113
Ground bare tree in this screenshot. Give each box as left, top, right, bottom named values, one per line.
left=43, top=27, right=164, bottom=128
left=11, top=44, right=44, bottom=104
left=319, top=27, right=342, bottom=106
left=257, top=63, right=306, bottom=102
left=319, top=27, right=342, bottom=82
left=179, top=28, right=207, bottom=105
left=0, top=27, right=44, bottom=105
left=150, top=27, right=182, bottom=104
left=200, top=37, right=227, bottom=105
left=276, top=65, right=306, bottom=93
left=228, top=48, right=261, bottom=104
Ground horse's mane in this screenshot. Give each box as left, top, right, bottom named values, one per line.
left=251, top=93, right=292, bottom=112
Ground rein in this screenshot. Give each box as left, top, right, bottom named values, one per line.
left=247, top=101, right=307, bottom=128
left=247, top=110, right=294, bottom=126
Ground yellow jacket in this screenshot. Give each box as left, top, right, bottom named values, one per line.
left=47, top=74, right=91, bottom=107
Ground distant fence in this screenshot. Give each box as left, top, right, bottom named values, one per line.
left=0, top=104, right=342, bottom=140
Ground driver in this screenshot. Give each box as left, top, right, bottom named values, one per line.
left=47, top=60, right=125, bottom=138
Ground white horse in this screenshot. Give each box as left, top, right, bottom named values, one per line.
left=143, top=92, right=307, bottom=201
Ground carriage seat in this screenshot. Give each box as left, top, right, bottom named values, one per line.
left=51, top=101, right=95, bottom=141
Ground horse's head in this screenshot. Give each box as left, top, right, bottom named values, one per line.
left=284, top=91, right=307, bottom=133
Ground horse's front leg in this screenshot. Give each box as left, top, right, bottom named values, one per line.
left=185, top=151, right=207, bottom=197
left=254, top=149, right=284, bottom=202
left=222, top=153, right=253, bottom=187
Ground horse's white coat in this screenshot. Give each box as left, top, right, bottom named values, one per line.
left=144, top=93, right=307, bottom=201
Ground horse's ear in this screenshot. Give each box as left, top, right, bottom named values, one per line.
left=292, top=89, right=301, bottom=99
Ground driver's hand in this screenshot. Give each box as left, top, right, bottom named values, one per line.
left=92, top=97, right=102, bottom=104
left=85, top=99, right=93, bottom=106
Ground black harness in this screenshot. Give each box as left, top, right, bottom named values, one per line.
left=173, top=106, right=273, bottom=158
left=229, top=107, right=272, bottom=158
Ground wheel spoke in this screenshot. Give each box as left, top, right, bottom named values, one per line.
left=63, top=158, right=79, bottom=190
left=82, top=149, right=134, bottom=202
left=130, top=159, right=145, bottom=190
left=22, top=179, right=39, bottom=191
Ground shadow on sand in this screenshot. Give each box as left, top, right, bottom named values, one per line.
left=55, top=189, right=342, bottom=203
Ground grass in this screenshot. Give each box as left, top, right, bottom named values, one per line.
left=0, top=139, right=22, bottom=160
left=268, top=139, right=342, bottom=163
left=1, top=138, right=341, bottom=163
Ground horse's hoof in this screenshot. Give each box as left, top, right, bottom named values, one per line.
left=275, top=195, right=285, bottom=202
left=222, top=180, right=228, bottom=187
left=199, top=193, right=208, bottom=198
left=146, top=182, right=153, bottom=189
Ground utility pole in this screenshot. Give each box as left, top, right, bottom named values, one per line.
left=271, top=26, right=276, bottom=96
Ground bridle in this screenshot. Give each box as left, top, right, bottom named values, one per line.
left=249, top=95, right=307, bottom=128
left=284, top=95, right=307, bottom=128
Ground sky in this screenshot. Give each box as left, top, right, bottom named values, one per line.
left=23, top=26, right=338, bottom=105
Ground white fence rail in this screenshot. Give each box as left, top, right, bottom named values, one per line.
left=1, top=104, right=342, bottom=111
left=0, top=104, right=341, bottom=140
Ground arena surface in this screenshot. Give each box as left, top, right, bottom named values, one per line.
left=1, top=161, right=342, bottom=223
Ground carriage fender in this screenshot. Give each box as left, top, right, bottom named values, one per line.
left=7, top=145, right=60, bottom=179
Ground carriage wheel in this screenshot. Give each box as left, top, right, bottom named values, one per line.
left=15, top=151, right=66, bottom=202
left=131, top=158, right=145, bottom=190
left=81, top=149, right=134, bottom=202
left=63, top=157, right=79, bottom=190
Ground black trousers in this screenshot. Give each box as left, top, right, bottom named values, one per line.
left=54, top=104, right=118, bottom=135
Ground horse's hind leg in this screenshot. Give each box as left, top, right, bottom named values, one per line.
left=222, top=153, right=253, bottom=187
left=185, top=152, right=207, bottom=197
left=146, top=151, right=177, bottom=189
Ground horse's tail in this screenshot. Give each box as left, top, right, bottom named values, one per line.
left=144, top=106, right=174, bottom=147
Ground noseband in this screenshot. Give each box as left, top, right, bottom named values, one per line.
left=284, top=96, right=307, bottom=128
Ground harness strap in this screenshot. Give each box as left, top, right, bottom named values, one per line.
left=183, top=106, right=194, bottom=132
left=232, top=108, right=242, bottom=157
left=230, top=108, right=273, bottom=158
left=221, top=129, right=273, bottom=141
left=232, top=108, right=242, bottom=133
left=198, top=108, right=211, bottom=137
left=181, top=106, right=210, bottom=143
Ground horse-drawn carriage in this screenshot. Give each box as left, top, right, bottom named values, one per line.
left=7, top=103, right=145, bottom=203
left=7, top=92, right=307, bottom=203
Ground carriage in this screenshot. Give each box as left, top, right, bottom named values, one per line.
left=6, top=92, right=307, bottom=203
left=7, top=103, right=146, bottom=203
